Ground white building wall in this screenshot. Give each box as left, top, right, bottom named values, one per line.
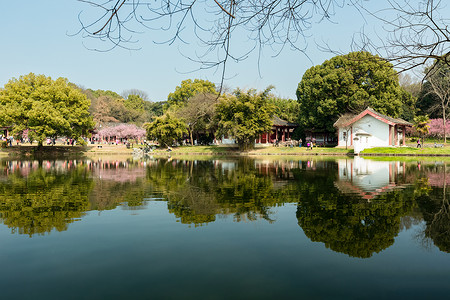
left=338, top=115, right=391, bottom=148
left=354, top=115, right=390, bottom=148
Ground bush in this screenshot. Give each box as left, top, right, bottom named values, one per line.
left=0, top=141, right=7, bottom=148
left=77, top=138, right=87, bottom=146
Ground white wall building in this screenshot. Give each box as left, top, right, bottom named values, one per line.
left=334, top=107, right=412, bottom=154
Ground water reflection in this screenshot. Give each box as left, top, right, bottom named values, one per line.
left=0, top=160, right=93, bottom=236
left=0, top=157, right=449, bottom=256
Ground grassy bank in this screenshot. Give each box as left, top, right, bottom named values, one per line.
left=361, top=145, right=450, bottom=156
left=2, top=143, right=450, bottom=158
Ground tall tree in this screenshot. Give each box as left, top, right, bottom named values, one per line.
left=144, top=113, right=188, bottom=147
left=0, top=73, right=94, bottom=146
left=296, top=51, right=407, bottom=132
left=176, top=93, right=218, bottom=145
left=423, top=61, right=450, bottom=143
left=413, top=115, right=430, bottom=144
left=167, top=79, right=218, bottom=108
left=215, top=87, right=275, bottom=151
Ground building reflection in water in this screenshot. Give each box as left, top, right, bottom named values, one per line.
left=335, top=157, right=408, bottom=200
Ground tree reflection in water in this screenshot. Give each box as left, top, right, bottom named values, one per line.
left=0, top=160, right=93, bottom=236
left=1, top=157, right=449, bottom=256
left=414, top=163, right=450, bottom=253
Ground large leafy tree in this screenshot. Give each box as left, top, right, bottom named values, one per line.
left=144, top=113, right=188, bottom=147
left=0, top=73, right=94, bottom=146
left=268, top=97, right=300, bottom=123
left=175, top=93, right=218, bottom=145
left=296, top=51, right=408, bottom=132
left=215, top=88, right=275, bottom=151
left=167, top=79, right=218, bottom=107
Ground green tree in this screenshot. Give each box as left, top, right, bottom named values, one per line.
left=124, top=94, right=146, bottom=112
left=167, top=79, right=218, bottom=107
left=296, top=51, right=407, bottom=132
left=176, top=93, right=218, bottom=145
left=268, top=97, right=300, bottom=123
left=215, top=88, right=275, bottom=151
left=144, top=113, right=188, bottom=147
left=413, top=115, right=430, bottom=144
left=0, top=73, right=94, bottom=146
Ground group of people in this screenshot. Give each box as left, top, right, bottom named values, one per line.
left=272, top=137, right=316, bottom=149
left=1, top=135, right=14, bottom=147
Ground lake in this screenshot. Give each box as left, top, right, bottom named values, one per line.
left=0, top=156, right=449, bottom=299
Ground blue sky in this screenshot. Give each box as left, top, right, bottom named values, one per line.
left=0, top=1, right=437, bottom=101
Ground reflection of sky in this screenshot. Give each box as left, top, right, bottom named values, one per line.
left=1, top=201, right=449, bottom=299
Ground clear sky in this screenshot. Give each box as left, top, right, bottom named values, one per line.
left=1, top=1, right=443, bottom=102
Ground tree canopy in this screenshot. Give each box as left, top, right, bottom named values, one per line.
left=215, top=88, right=275, bottom=150
left=167, top=79, right=218, bottom=107
left=175, top=93, right=219, bottom=145
left=296, top=51, right=409, bottom=131
left=0, top=73, right=94, bottom=145
left=144, top=113, right=188, bottom=147
left=85, top=89, right=163, bottom=125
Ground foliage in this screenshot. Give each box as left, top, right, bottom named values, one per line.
left=121, top=89, right=149, bottom=101
left=167, top=79, right=218, bottom=107
left=83, top=88, right=163, bottom=125
left=294, top=164, right=416, bottom=258
left=422, top=61, right=450, bottom=142
left=175, top=93, right=218, bottom=145
left=0, top=73, right=94, bottom=146
left=86, top=89, right=122, bottom=100
left=0, top=165, right=93, bottom=236
left=268, top=97, right=300, bottom=123
left=413, top=115, right=430, bottom=142
left=296, top=51, right=407, bottom=132
left=428, top=119, right=450, bottom=139
left=97, top=123, right=146, bottom=140
left=215, top=88, right=275, bottom=151
left=124, top=94, right=146, bottom=112
left=144, top=113, right=188, bottom=147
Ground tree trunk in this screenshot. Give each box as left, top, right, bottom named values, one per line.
left=238, top=139, right=255, bottom=151
left=443, top=107, right=447, bottom=144
left=189, top=129, right=194, bottom=146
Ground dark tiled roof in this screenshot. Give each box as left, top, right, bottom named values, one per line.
left=272, top=115, right=298, bottom=127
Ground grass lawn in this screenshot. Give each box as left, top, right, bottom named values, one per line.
left=361, top=145, right=450, bottom=155
left=3, top=142, right=450, bottom=158
left=148, top=145, right=352, bottom=155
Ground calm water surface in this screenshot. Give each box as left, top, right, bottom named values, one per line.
left=0, top=156, right=449, bottom=299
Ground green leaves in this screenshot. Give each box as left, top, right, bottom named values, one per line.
left=216, top=88, right=275, bottom=150
left=297, top=51, right=406, bottom=131
left=144, top=113, right=188, bottom=147
left=0, top=73, right=94, bottom=145
left=167, top=79, right=218, bottom=107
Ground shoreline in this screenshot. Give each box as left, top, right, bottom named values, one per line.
left=2, top=143, right=450, bottom=158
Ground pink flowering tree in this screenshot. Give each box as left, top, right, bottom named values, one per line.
left=428, top=119, right=450, bottom=141
left=97, top=124, right=146, bottom=142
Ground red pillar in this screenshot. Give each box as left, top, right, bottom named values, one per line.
left=402, top=126, right=406, bottom=146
